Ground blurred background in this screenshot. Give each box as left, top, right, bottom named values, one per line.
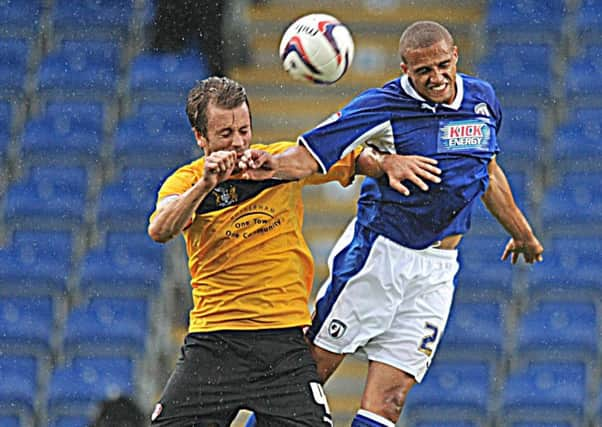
left=0, top=0, right=601, bottom=426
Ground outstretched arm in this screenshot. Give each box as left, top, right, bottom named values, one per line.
left=240, top=146, right=441, bottom=195
left=481, top=157, right=544, bottom=264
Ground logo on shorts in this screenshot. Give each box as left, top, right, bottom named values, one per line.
left=328, top=319, right=347, bottom=338
left=151, top=403, right=163, bottom=421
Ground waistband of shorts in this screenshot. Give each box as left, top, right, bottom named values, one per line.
left=420, top=245, right=458, bottom=259
left=187, top=326, right=305, bottom=339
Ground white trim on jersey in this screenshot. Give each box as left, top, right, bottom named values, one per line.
left=400, top=74, right=464, bottom=110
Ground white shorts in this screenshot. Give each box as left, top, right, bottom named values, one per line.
left=308, top=219, right=458, bottom=383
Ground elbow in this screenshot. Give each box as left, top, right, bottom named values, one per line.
left=148, top=223, right=172, bottom=244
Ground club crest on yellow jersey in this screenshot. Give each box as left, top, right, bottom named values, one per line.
left=213, top=184, right=238, bottom=208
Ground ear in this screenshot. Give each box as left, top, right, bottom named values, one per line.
left=193, top=128, right=207, bottom=150
left=400, top=62, right=408, bottom=74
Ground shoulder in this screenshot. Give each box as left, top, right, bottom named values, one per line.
left=461, top=73, right=498, bottom=100
left=251, top=141, right=296, bottom=154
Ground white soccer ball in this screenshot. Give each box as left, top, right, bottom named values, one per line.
left=279, top=13, right=354, bottom=85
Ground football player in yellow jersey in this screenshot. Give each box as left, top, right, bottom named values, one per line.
left=147, top=76, right=441, bottom=427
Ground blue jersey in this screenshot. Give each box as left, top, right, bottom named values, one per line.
left=299, top=73, right=502, bottom=249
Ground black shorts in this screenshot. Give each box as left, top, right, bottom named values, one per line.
left=150, top=328, right=332, bottom=427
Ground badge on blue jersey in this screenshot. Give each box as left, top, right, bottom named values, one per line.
left=438, top=119, right=491, bottom=152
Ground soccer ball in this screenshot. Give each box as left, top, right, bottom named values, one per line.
left=279, top=13, right=354, bottom=84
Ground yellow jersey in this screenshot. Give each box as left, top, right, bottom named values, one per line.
left=151, top=142, right=360, bottom=332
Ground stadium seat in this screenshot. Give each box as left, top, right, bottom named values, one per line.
left=497, top=107, right=543, bottom=164
left=485, top=0, right=566, bottom=43
left=37, top=48, right=117, bottom=100
left=78, top=232, right=164, bottom=298
left=0, top=415, right=21, bottom=427
left=0, top=355, right=38, bottom=418
left=112, top=104, right=199, bottom=167
left=565, top=45, right=602, bottom=103
left=527, top=237, right=602, bottom=299
left=3, top=166, right=88, bottom=230
left=403, top=360, right=491, bottom=423
left=501, top=360, right=587, bottom=422
left=0, top=0, right=41, bottom=37
left=476, top=43, right=553, bottom=103
left=553, top=107, right=602, bottom=169
left=454, top=236, right=514, bottom=299
left=0, top=230, right=73, bottom=296
left=47, top=356, right=135, bottom=417
left=415, top=422, right=478, bottom=427
left=438, top=300, right=505, bottom=361
left=576, top=0, right=602, bottom=44
left=0, top=296, right=54, bottom=357
left=96, top=167, right=171, bottom=231
left=541, top=172, right=602, bottom=233
left=515, top=301, right=598, bottom=361
left=52, top=0, right=133, bottom=40
left=128, top=53, right=210, bottom=102
left=20, top=102, right=104, bottom=167
left=0, top=38, right=30, bottom=96
left=62, top=297, right=148, bottom=359
left=48, top=415, right=91, bottom=427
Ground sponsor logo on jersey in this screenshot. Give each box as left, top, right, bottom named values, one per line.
left=474, top=102, right=491, bottom=117
left=438, top=119, right=491, bottom=151
left=328, top=319, right=347, bottom=338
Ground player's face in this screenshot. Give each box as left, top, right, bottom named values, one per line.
left=198, top=103, right=252, bottom=155
left=401, top=40, right=458, bottom=105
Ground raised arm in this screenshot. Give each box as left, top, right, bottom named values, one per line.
left=481, top=157, right=544, bottom=264
left=148, top=150, right=238, bottom=243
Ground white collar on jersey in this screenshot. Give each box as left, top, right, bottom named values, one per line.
left=400, top=73, right=464, bottom=111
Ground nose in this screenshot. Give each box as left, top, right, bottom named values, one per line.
left=232, top=132, right=245, bottom=148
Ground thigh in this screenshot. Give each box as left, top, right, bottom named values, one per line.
left=151, top=334, right=243, bottom=426
left=248, top=330, right=333, bottom=426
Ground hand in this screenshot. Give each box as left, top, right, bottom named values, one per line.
left=501, top=236, right=544, bottom=264
left=202, top=150, right=238, bottom=188
left=381, top=154, right=442, bottom=196
left=238, top=149, right=278, bottom=180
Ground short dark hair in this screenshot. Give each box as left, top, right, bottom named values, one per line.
left=399, top=21, right=454, bottom=64
left=186, top=76, right=251, bottom=137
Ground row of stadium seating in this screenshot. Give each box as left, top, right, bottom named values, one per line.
left=1, top=0, right=601, bottom=426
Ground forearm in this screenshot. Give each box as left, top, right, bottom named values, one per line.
left=482, top=164, right=534, bottom=240
left=148, top=180, right=213, bottom=243
left=271, top=145, right=320, bottom=179
left=355, top=147, right=385, bottom=178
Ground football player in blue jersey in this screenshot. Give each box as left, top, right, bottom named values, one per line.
left=242, top=20, right=543, bottom=427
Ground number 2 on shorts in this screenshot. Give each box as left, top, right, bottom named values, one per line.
left=418, top=322, right=439, bottom=357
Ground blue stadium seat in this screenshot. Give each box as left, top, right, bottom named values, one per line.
left=3, top=166, right=88, bottom=230
left=415, top=422, right=478, bottom=427
left=128, top=53, right=209, bottom=101
left=527, top=237, right=602, bottom=299
left=541, top=172, right=602, bottom=233
left=0, top=355, right=38, bottom=418
left=112, top=104, right=199, bottom=167
left=78, top=232, right=164, bottom=297
left=96, top=167, right=170, bottom=231
left=52, top=0, right=133, bottom=40
left=20, top=102, right=104, bottom=167
left=554, top=107, right=602, bottom=167
left=57, top=39, right=120, bottom=69
left=497, top=107, right=543, bottom=164
left=0, top=230, right=73, bottom=295
left=47, top=356, right=135, bottom=417
left=501, top=361, right=587, bottom=421
left=403, top=360, right=491, bottom=423
left=485, top=0, right=566, bottom=42
left=565, top=45, right=602, bottom=103
left=0, top=415, right=21, bottom=427
left=62, top=297, right=148, bottom=359
left=515, top=301, right=598, bottom=360
left=455, top=236, right=514, bottom=299
left=576, top=0, right=602, bottom=43
left=0, top=38, right=30, bottom=96
left=0, top=0, right=41, bottom=37
left=48, top=415, right=91, bottom=427
left=438, top=301, right=505, bottom=361
left=37, top=49, right=117, bottom=99
left=0, top=296, right=54, bottom=357
left=477, top=43, right=553, bottom=103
